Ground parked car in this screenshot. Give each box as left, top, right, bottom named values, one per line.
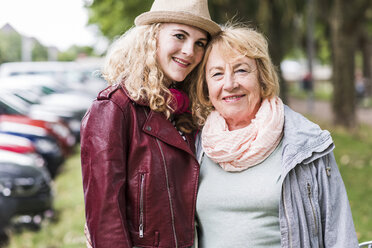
left=29, top=91, right=91, bottom=140
left=0, top=119, right=64, bottom=178
left=0, top=115, right=75, bottom=156
left=0, top=78, right=91, bottom=140
left=0, top=133, right=36, bottom=155
left=0, top=150, right=53, bottom=235
left=0, top=88, right=79, bottom=144
left=0, top=75, right=67, bottom=96
left=0, top=61, right=106, bottom=96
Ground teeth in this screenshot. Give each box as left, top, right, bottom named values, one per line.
left=225, top=96, right=240, bottom=100
left=174, top=58, right=188, bottom=65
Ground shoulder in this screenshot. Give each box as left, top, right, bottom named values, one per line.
left=281, top=105, right=334, bottom=169
left=97, top=84, right=121, bottom=100
left=283, top=105, right=331, bottom=143
left=81, top=84, right=133, bottom=132
left=96, top=84, right=132, bottom=110
left=82, top=84, right=133, bottom=123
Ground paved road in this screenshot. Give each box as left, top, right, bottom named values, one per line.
left=288, top=97, right=372, bottom=126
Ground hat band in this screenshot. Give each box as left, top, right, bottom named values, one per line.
left=135, top=11, right=220, bottom=36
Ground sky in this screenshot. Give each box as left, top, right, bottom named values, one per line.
left=0, top=0, right=103, bottom=51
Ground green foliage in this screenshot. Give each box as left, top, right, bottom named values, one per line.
left=58, top=45, right=96, bottom=61
left=314, top=23, right=331, bottom=65
left=0, top=31, right=22, bottom=63
left=32, top=41, right=48, bottom=61
left=86, top=0, right=153, bottom=40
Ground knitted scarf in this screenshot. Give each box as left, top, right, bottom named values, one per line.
left=201, top=96, right=284, bottom=172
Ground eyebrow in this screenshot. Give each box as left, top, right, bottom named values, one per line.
left=173, top=29, right=208, bottom=42
left=232, top=62, right=255, bottom=70
left=207, top=62, right=253, bottom=74
left=207, top=66, right=224, bottom=74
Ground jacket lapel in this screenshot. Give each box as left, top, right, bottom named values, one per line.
left=142, top=110, right=196, bottom=158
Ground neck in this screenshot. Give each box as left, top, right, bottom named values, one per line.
left=226, top=118, right=253, bottom=131
left=226, top=102, right=261, bottom=131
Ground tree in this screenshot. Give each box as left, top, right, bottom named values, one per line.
left=85, top=0, right=152, bottom=40
left=317, top=0, right=372, bottom=128
left=58, top=45, right=97, bottom=61
left=0, top=31, right=22, bottom=63
left=32, top=40, right=48, bottom=61
left=358, top=18, right=372, bottom=96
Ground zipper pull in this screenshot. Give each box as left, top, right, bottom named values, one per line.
left=307, top=183, right=311, bottom=196
left=139, top=223, right=144, bottom=238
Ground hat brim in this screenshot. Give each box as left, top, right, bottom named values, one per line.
left=135, top=11, right=221, bottom=36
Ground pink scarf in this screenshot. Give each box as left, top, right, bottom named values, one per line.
left=201, top=96, right=284, bottom=172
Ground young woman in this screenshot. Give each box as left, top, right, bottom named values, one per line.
left=80, top=0, right=220, bottom=247
left=191, top=24, right=358, bottom=248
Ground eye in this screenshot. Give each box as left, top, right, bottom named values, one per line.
left=235, top=69, right=247, bottom=73
left=174, top=34, right=185, bottom=40
left=211, top=72, right=223, bottom=78
left=195, top=41, right=206, bottom=48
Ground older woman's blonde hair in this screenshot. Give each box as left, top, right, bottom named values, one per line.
left=190, top=24, right=280, bottom=126
left=102, top=23, right=199, bottom=133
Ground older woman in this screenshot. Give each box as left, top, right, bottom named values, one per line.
left=190, top=25, right=358, bottom=248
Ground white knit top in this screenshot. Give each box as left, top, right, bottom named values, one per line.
left=196, top=141, right=283, bottom=248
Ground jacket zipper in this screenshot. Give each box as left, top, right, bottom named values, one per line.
left=307, top=183, right=318, bottom=235
left=282, top=188, right=293, bottom=248
left=156, top=139, right=178, bottom=248
left=139, top=173, right=145, bottom=238
left=142, top=108, right=178, bottom=247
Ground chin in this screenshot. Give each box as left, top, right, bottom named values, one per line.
left=170, top=75, right=187, bottom=82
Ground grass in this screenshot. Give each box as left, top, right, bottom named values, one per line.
left=328, top=124, right=372, bottom=242
left=4, top=124, right=372, bottom=246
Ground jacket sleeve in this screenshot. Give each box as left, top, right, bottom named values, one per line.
left=318, top=152, right=359, bottom=248
left=80, top=99, right=132, bottom=248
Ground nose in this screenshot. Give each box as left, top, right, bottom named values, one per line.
left=181, top=41, right=194, bottom=57
left=223, top=70, right=238, bottom=91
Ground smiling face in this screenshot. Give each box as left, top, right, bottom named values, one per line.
left=156, top=23, right=208, bottom=84
left=205, top=45, right=262, bottom=130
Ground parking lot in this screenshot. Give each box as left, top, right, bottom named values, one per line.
left=0, top=60, right=105, bottom=246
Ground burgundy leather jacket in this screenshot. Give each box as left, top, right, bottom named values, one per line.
left=81, top=84, right=200, bottom=248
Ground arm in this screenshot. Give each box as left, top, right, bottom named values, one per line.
left=81, top=99, right=132, bottom=248
left=318, top=152, right=359, bottom=248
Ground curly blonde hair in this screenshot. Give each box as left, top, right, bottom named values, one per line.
left=102, top=23, right=200, bottom=133
left=190, top=24, right=280, bottom=126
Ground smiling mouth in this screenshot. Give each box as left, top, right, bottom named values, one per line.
left=173, top=57, right=190, bottom=66
left=223, top=95, right=245, bottom=101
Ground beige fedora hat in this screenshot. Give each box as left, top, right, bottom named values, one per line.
left=135, top=0, right=221, bottom=36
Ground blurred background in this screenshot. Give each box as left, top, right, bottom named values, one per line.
left=0, top=0, right=371, bottom=247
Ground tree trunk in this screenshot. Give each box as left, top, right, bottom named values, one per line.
left=265, top=0, right=288, bottom=104
left=329, top=0, right=358, bottom=128
left=360, top=32, right=372, bottom=96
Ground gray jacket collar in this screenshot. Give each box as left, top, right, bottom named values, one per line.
left=281, top=105, right=334, bottom=176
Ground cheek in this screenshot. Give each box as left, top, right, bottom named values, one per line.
left=248, top=84, right=262, bottom=105
left=194, top=49, right=205, bottom=64
left=207, top=82, right=219, bottom=102
left=156, top=48, right=164, bottom=64
left=157, top=38, right=171, bottom=61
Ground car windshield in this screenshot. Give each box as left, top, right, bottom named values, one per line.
left=0, top=93, right=30, bottom=115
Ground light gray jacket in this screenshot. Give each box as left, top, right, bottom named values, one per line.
left=196, top=105, right=359, bottom=248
